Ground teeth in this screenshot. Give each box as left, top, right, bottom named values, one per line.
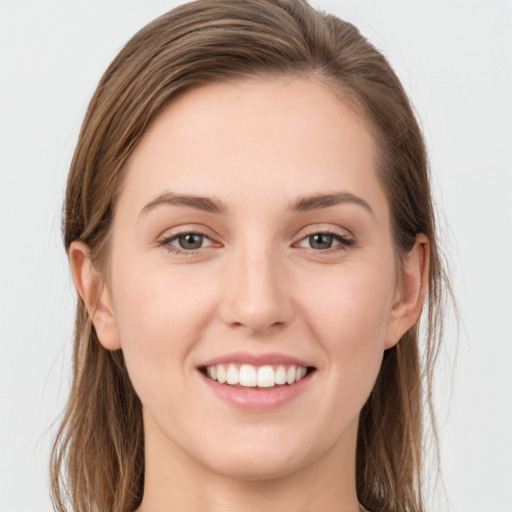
left=257, top=366, right=275, bottom=387
left=226, top=364, right=239, bottom=385
left=275, top=365, right=286, bottom=385
left=239, top=364, right=257, bottom=386
left=217, top=364, right=227, bottom=384
left=204, top=363, right=309, bottom=388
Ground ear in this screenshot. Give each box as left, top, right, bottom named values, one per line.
left=68, top=241, right=122, bottom=350
left=385, top=234, right=429, bottom=349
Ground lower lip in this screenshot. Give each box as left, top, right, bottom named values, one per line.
left=199, top=371, right=314, bottom=412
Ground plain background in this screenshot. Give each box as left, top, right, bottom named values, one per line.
left=0, top=1, right=511, bottom=510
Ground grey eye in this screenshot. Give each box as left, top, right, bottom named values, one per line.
left=308, top=233, right=334, bottom=249
left=177, top=233, right=204, bottom=250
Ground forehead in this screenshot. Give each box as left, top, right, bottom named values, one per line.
left=118, top=77, right=387, bottom=219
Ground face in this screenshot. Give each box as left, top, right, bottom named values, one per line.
left=88, top=77, right=412, bottom=481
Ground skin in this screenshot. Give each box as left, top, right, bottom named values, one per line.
left=71, top=77, right=428, bottom=512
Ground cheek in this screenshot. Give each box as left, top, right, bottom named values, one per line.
left=109, top=258, right=218, bottom=394
left=297, top=262, right=395, bottom=385
left=301, top=268, right=394, bottom=342
left=112, top=254, right=214, bottom=335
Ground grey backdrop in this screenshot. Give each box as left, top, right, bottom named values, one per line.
left=1, top=1, right=511, bottom=510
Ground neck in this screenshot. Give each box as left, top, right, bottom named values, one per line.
left=137, top=415, right=362, bottom=512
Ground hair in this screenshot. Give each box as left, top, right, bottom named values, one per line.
left=51, top=1, right=450, bottom=511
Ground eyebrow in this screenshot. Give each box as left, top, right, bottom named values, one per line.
left=140, top=192, right=228, bottom=216
left=139, top=190, right=373, bottom=217
left=290, top=191, right=374, bottom=216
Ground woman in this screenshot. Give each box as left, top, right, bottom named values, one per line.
left=51, top=1, right=448, bottom=511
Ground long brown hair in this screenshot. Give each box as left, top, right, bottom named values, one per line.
left=51, top=1, right=449, bottom=511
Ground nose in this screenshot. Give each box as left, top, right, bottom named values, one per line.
left=219, top=245, right=293, bottom=336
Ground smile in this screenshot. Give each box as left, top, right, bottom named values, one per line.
left=204, top=363, right=310, bottom=388
left=199, top=354, right=316, bottom=411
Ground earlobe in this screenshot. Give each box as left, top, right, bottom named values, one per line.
left=68, top=241, right=122, bottom=351
left=385, top=234, right=429, bottom=349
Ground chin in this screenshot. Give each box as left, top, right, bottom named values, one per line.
left=207, top=452, right=307, bottom=482
left=192, top=428, right=319, bottom=482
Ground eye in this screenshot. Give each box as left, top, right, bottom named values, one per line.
left=296, top=231, right=354, bottom=251
left=159, top=232, right=215, bottom=253
left=175, top=233, right=208, bottom=250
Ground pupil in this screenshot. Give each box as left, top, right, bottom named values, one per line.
left=310, top=234, right=332, bottom=249
left=179, top=233, right=203, bottom=249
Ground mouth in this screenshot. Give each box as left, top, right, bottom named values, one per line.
left=200, top=363, right=316, bottom=390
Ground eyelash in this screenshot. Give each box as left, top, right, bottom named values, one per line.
left=158, top=231, right=216, bottom=256
left=157, top=229, right=354, bottom=255
left=295, top=229, right=355, bottom=252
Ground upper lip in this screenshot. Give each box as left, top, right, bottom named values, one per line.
left=199, top=351, right=313, bottom=368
